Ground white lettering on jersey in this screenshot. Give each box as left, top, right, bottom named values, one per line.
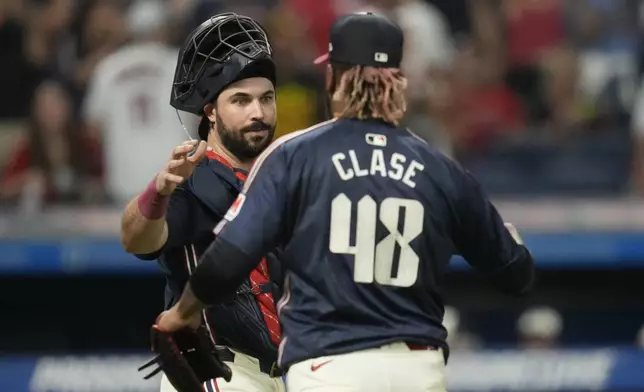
left=331, top=149, right=425, bottom=188
left=348, top=150, right=368, bottom=177
left=370, top=149, right=387, bottom=177
left=331, top=152, right=353, bottom=180
left=389, top=153, right=406, bottom=181
left=402, top=161, right=425, bottom=188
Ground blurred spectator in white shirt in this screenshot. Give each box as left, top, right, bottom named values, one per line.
left=630, top=79, right=644, bottom=194
left=517, top=306, right=563, bottom=349
left=83, top=0, right=198, bottom=205
left=636, top=325, right=644, bottom=348
left=443, top=306, right=481, bottom=350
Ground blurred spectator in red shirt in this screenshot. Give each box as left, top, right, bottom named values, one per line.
left=504, top=0, right=565, bottom=67
left=288, top=0, right=338, bottom=55
left=449, top=42, right=525, bottom=151
left=469, top=0, right=565, bottom=125
left=0, top=81, right=102, bottom=209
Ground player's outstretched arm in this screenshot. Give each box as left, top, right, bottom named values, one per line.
left=120, top=196, right=169, bottom=255
left=120, top=140, right=207, bottom=255
left=452, top=170, right=535, bottom=296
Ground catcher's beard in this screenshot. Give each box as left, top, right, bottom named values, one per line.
left=215, top=112, right=275, bottom=162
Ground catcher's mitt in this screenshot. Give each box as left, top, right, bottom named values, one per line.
left=138, top=324, right=232, bottom=392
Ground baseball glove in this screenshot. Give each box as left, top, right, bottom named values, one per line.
left=138, top=324, right=232, bottom=392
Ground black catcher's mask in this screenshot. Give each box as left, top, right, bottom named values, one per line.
left=170, top=13, right=276, bottom=127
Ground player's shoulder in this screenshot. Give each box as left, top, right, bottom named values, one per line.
left=189, top=159, right=239, bottom=194
left=172, top=160, right=239, bottom=214
left=241, top=119, right=338, bottom=187
left=398, top=127, right=470, bottom=182
left=275, top=118, right=339, bottom=149
left=252, top=119, right=340, bottom=164
left=395, top=127, right=450, bottom=161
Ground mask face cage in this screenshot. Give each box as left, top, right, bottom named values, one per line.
left=171, top=13, right=273, bottom=114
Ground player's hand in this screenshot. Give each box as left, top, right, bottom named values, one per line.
left=504, top=222, right=523, bottom=245
left=156, top=140, right=208, bottom=196
left=156, top=308, right=201, bottom=333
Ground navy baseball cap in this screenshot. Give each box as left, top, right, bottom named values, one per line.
left=314, top=12, right=404, bottom=68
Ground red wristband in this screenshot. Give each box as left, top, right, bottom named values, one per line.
left=137, top=177, right=169, bottom=220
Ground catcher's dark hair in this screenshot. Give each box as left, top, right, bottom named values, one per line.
left=198, top=115, right=211, bottom=140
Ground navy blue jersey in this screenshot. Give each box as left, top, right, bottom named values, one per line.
left=136, top=153, right=282, bottom=364
left=210, top=118, right=530, bottom=368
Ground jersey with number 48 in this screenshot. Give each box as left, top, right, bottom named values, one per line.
left=214, top=117, right=529, bottom=368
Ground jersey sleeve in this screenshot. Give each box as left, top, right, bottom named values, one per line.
left=214, top=144, right=289, bottom=260
left=134, top=186, right=199, bottom=261
left=451, top=167, right=530, bottom=275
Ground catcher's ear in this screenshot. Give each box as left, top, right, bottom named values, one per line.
left=204, top=103, right=217, bottom=124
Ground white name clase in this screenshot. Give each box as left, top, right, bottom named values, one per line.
left=331, top=149, right=424, bottom=188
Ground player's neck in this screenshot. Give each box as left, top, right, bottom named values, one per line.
left=330, top=97, right=346, bottom=118
left=208, top=142, right=253, bottom=172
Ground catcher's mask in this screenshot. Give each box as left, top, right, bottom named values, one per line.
left=170, top=13, right=276, bottom=139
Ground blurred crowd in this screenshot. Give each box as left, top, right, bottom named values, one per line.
left=446, top=305, right=644, bottom=350
left=3, top=0, right=644, bottom=356
left=3, top=0, right=644, bottom=209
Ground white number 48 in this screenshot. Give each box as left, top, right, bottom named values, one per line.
left=329, top=194, right=424, bottom=287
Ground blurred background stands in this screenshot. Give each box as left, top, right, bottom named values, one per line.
left=2, top=1, right=644, bottom=391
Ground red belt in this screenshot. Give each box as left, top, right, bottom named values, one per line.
left=406, top=343, right=439, bottom=351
